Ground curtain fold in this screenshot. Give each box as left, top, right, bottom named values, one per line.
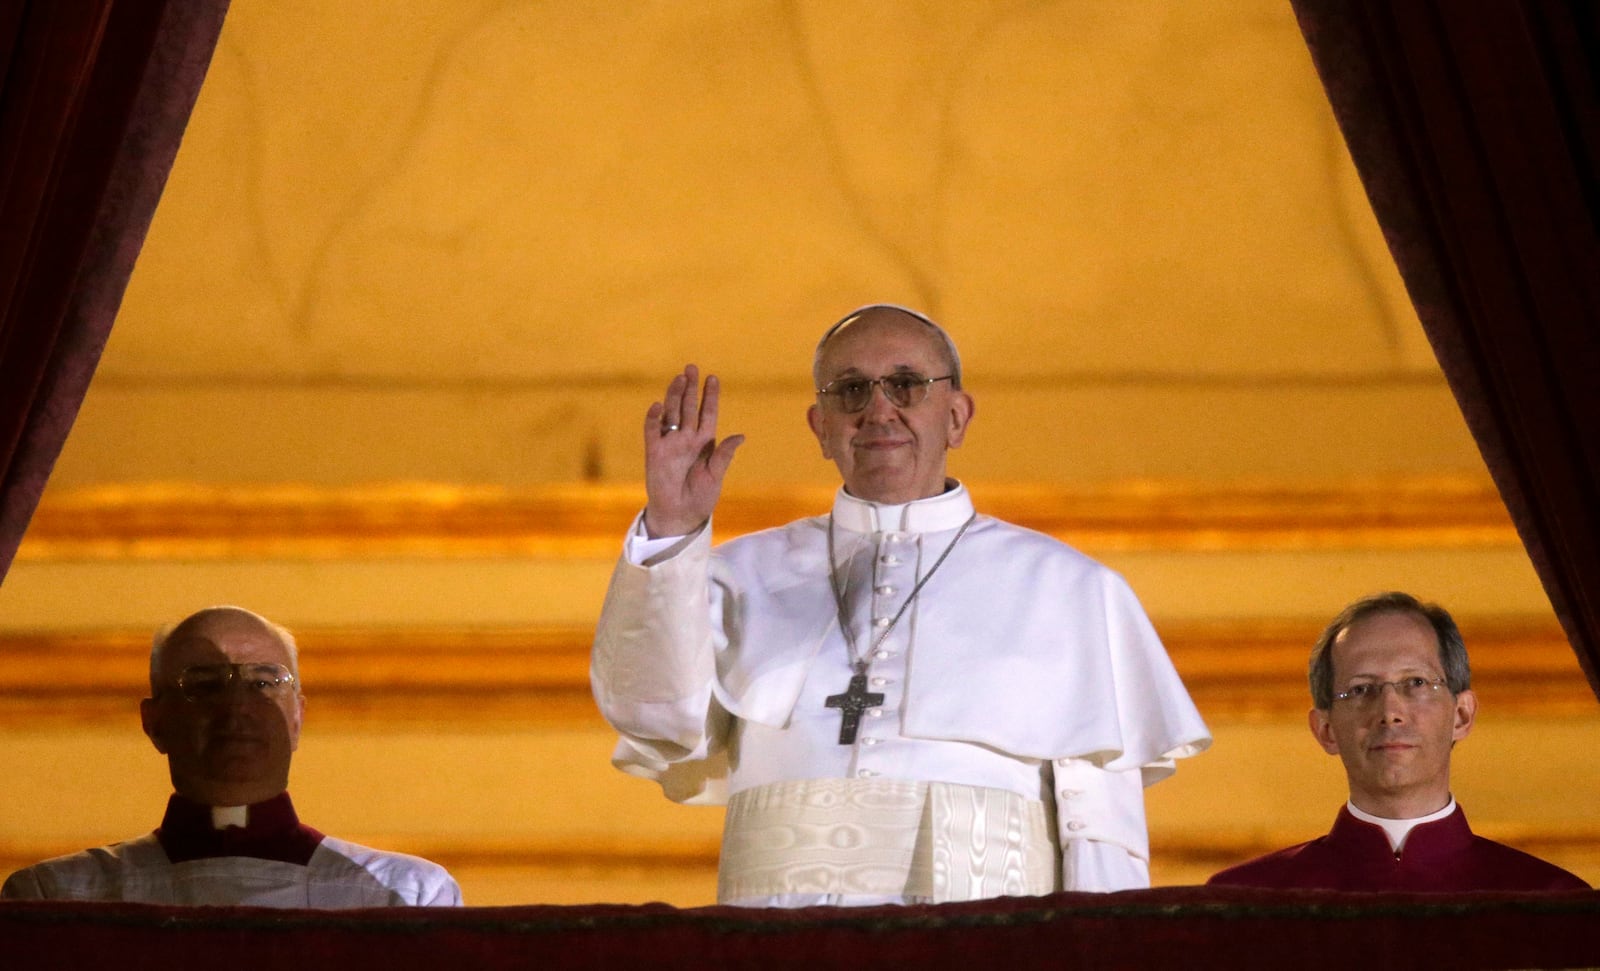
left=0, top=0, right=230, bottom=580
left=1291, top=0, right=1600, bottom=702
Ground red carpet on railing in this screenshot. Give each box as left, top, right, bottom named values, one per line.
left=5, top=886, right=1600, bottom=970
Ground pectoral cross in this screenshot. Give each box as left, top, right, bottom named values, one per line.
left=824, top=673, right=884, bottom=745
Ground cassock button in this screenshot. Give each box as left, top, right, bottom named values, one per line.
left=873, top=649, right=892, bottom=660
left=873, top=617, right=891, bottom=628
left=861, top=737, right=881, bottom=746
left=881, top=555, right=900, bottom=565
left=1066, top=820, right=1087, bottom=832
left=870, top=677, right=890, bottom=687
left=857, top=769, right=877, bottom=778
left=875, top=585, right=894, bottom=596
left=866, top=708, right=884, bottom=718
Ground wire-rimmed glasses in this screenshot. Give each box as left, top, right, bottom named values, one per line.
left=816, top=371, right=954, bottom=413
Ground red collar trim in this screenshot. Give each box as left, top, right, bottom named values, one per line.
left=156, top=792, right=325, bottom=865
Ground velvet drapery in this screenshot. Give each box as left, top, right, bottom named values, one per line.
left=1289, top=0, right=1600, bottom=702
left=5, top=888, right=1600, bottom=969
left=0, top=0, right=228, bottom=580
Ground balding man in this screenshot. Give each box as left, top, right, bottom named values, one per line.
left=2, top=606, right=462, bottom=907
left=592, top=304, right=1210, bottom=906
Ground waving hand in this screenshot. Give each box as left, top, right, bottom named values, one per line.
left=642, top=365, right=744, bottom=538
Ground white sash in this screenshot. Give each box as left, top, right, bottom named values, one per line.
left=718, top=778, right=1059, bottom=903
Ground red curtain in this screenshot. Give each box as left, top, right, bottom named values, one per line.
left=0, top=0, right=228, bottom=579
left=1291, top=0, right=1600, bottom=702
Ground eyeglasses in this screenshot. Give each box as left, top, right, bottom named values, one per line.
left=171, top=663, right=297, bottom=703
left=816, top=372, right=954, bottom=413
left=1331, top=676, right=1448, bottom=707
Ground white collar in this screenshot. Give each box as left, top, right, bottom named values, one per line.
left=830, top=480, right=975, bottom=534
left=1349, top=797, right=1458, bottom=853
left=210, top=804, right=249, bottom=830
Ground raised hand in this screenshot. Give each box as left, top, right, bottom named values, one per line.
left=642, top=364, right=744, bottom=538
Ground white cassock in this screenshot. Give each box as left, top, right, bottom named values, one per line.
left=592, top=482, right=1211, bottom=907
left=2, top=838, right=461, bottom=907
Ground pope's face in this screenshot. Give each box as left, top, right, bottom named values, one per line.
left=140, top=608, right=303, bottom=806
left=1310, top=610, right=1475, bottom=817
left=806, top=311, right=974, bottom=504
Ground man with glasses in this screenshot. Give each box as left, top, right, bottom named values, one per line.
left=593, top=304, right=1210, bottom=906
left=2, top=605, right=462, bottom=906
left=1208, top=591, right=1588, bottom=891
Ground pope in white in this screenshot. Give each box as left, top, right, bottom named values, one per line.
left=592, top=305, right=1210, bottom=906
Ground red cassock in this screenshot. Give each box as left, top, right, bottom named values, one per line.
left=1207, top=805, right=1590, bottom=892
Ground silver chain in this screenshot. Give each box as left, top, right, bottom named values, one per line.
left=826, top=510, right=977, bottom=676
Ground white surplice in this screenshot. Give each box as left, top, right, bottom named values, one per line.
left=2, top=835, right=461, bottom=908
left=592, top=482, right=1210, bottom=906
